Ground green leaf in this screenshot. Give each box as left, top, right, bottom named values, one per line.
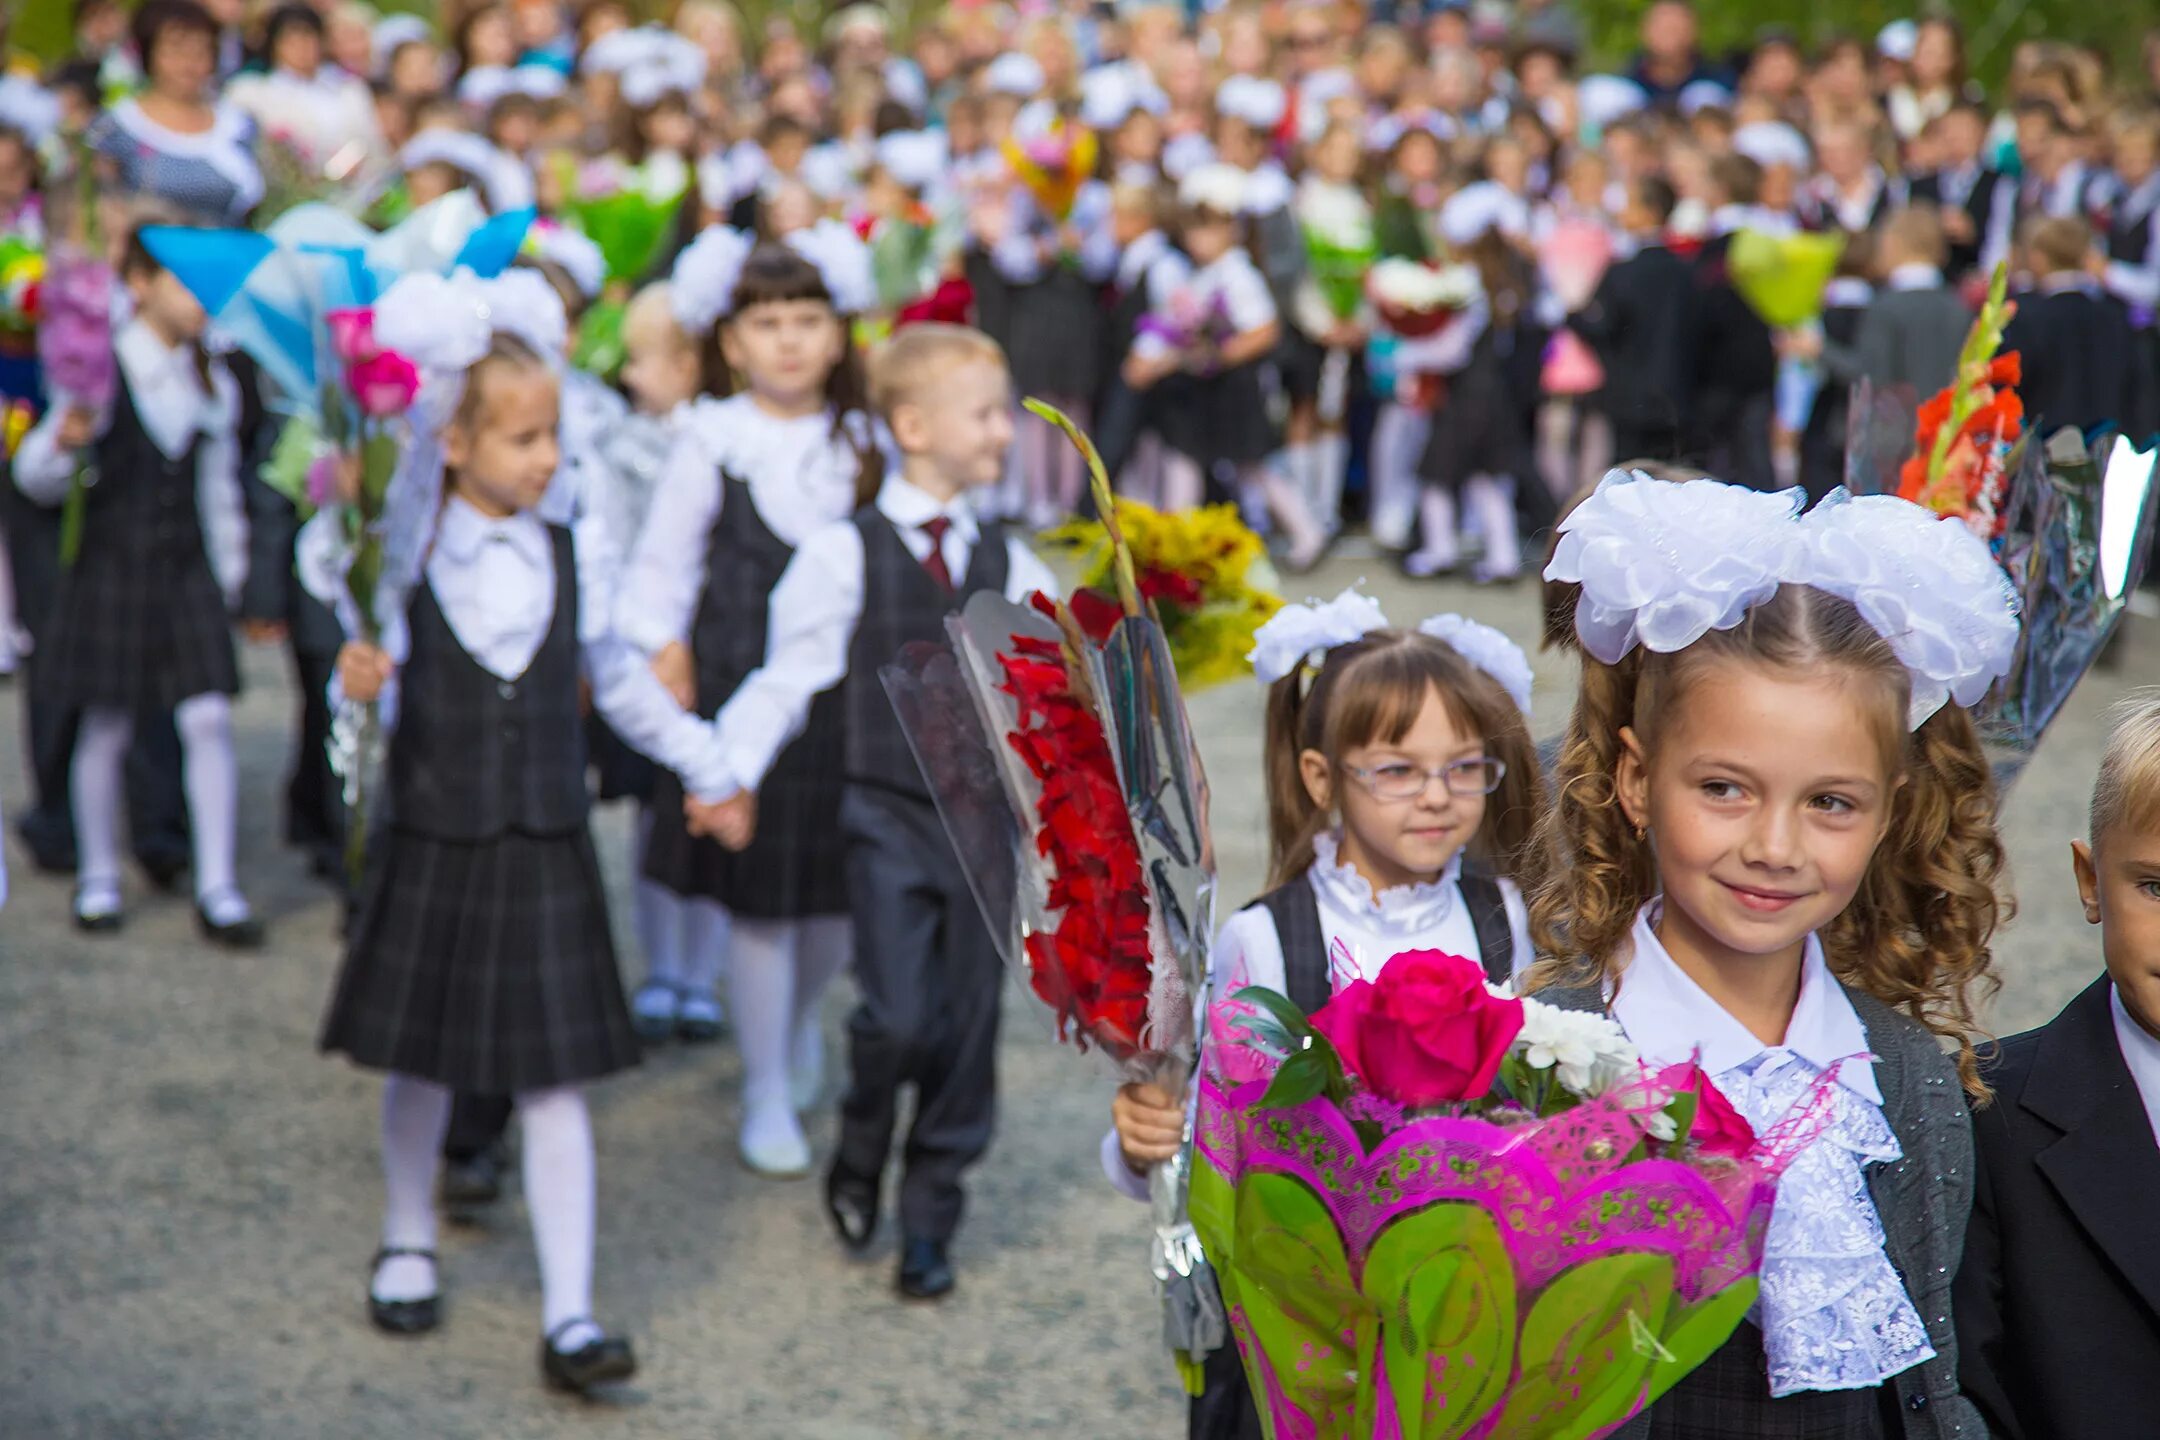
left=1230, top=986, right=1315, bottom=1043
left=1231, top=1173, right=1371, bottom=1432
left=1228, top=1010, right=1295, bottom=1057
left=1188, top=1155, right=1237, bottom=1270
left=1663, top=1089, right=1699, bottom=1150
left=1641, top=1279, right=1759, bottom=1412
left=360, top=430, right=400, bottom=510
left=1490, top=1253, right=1672, bottom=1439
left=1362, top=1203, right=1517, bottom=1437
left=1258, top=1049, right=1328, bottom=1110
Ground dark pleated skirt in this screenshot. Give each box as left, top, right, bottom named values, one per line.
left=44, top=543, right=238, bottom=710
left=1417, top=349, right=1535, bottom=494
left=642, top=695, right=848, bottom=918
left=1007, top=268, right=1105, bottom=398
left=1645, top=1322, right=1890, bottom=1440
left=1158, top=363, right=1281, bottom=469
left=321, top=826, right=641, bottom=1093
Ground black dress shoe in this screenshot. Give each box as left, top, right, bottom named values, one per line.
left=73, top=890, right=122, bottom=933
left=196, top=906, right=266, bottom=949
left=897, top=1237, right=955, bottom=1301
left=368, top=1247, right=441, bottom=1335
left=440, top=1147, right=506, bottom=1214
left=540, top=1321, right=637, bottom=1393
left=823, top=1163, right=880, bottom=1253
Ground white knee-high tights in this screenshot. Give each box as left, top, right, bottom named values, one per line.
left=72, top=692, right=241, bottom=912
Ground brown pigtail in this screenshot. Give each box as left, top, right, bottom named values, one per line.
left=1263, top=668, right=1323, bottom=890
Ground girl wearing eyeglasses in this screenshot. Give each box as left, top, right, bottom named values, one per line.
left=1101, top=593, right=1546, bottom=1440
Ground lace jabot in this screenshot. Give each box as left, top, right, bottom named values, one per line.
left=1612, top=909, right=1935, bottom=1396
left=1308, top=831, right=1463, bottom=941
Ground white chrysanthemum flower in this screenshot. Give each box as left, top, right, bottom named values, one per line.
left=1514, top=1001, right=1639, bottom=1097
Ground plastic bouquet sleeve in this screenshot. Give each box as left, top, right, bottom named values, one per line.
left=880, top=400, right=1226, bottom=1387
left=1193, top=954, right=1824, bottom=1440
left=1726, top=229, right=1844, bottom=329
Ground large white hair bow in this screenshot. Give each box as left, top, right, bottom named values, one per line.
left=1419, top=613, right=1535, bottom=716
left=670, top=220, right=878, bottom=333
left=1544, top=469, right=2020, bottom=729
left=1792, top=492, right=2020, bottom=727
left=1545, top=470, right=1806, bottom=665
left=1248, top=588, right=1390, bottom=683
left=373, top=267, right=566, bottom=429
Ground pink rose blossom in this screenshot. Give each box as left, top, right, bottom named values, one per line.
left=325, top=307, right=379, bottom=364
left=346, top=350, right=419, bottom=417
left=1311, top=950, right=1525, bottom=1107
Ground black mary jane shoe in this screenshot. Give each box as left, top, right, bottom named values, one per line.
left=73, top=890, right=123, bottom=934
left=196, top=903, right=267, bottom=950
left=823, top=1163, right=880, bottom=1253
left=540, top=1321, right=638, bottom=1394
left=897, top=1237, right=955, bottom=1301
left=440, top=1146, right=507, bottom=1216
left=367, top=1248, right=441, bottom=1335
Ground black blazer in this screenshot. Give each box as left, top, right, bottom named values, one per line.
left=1690, top=231, right=1777, bottom=402
left=2002, top=286, right=2154, bottom=439
left=1568, top=242, right=1698, bottom=432
left=1954, top=977, right=2160, bottom=1440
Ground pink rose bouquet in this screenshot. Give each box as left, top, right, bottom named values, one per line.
left=1192, top=948, right=1834, bottom=1439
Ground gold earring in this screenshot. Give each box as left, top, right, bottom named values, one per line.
left=1632, top=819, right=1648, bottom=842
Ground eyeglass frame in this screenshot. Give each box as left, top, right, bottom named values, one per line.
left=1339, top=756, right=1508, bottom=801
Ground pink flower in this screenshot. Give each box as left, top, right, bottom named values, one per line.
left=325, top=307, right=379, bottom=364
left=346, top=350, right=419, bottom=417
left=1671, top=1064, right=1756, bottom=1159
left=1311, top=950, right=1525, bottom=1107
left=305, top=452, right=342, bottom=509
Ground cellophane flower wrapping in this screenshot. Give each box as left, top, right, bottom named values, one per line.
left=1041, top=498, right=1285, bottom=691
left=1299, top=187, right=1377, bottom=323
left=1725, top=229, right=1844, bottom=328
left=1367, top=259, right=1478, bottom=340
left=880, top=402, right=1225, bottom=1384
left=1193, top=951, right=1815, bottom=1440
left=0, top=234, right=43, bottom=337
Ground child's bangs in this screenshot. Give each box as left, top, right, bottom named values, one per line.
left=729, top=247, right=834, bottom=313
left=1322, top=639, right=1491, bottom=757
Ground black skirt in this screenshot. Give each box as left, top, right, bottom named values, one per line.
left=642, top=691, right=849, bottom=918
left=1417, top=347, right=1536, bottom=494
left=1158, top=363, right=1281, bottom=469
left=1274, top=331, right=1327, bottom=404
left=321, top=826, right=641, bottom=1093
left=1006, top=267, right=1105, bottom=399
left=1645, top=1322, right=1889, bottom=1440
left=43, top=535, right=238, bottom=711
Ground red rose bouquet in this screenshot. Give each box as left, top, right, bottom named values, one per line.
left=880, top=401, right=1222, bottom=1385
left=1195, top=949, right=1838, bottom=1439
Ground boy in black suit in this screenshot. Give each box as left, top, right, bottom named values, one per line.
left=1956, top=694, right=2160, bottom=1440
left=1567, top=175, right=1697, bottom=464
left=1688, top=154, right=1777, bottom=491
left=2002, top=216, right=2155, bottom=439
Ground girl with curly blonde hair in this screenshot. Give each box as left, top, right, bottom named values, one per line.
left=1528, top=471, right=2018, bottom=1440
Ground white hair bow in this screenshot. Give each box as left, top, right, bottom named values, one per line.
left=1418, top=614, right=1535, bottom=716
left=1544, top=469, right=2020, bottom=729
left=669, top=220, right=877, bottom=333
left=1248, top=588, right=1390, bottom=684
left=373, top=268, right=567, bottom=429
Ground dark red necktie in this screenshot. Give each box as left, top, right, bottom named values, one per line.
left=919, top=516, right=954, bottom=592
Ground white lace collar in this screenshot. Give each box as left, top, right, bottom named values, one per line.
left=1307, top=830, right=1463, bottom=940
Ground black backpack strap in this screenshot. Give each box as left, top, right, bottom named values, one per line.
left=1254, top=880, right=1332, bottom=1014
left=1458, top=872, right=1516, bottom=987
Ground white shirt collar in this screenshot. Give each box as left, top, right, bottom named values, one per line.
left=1308, top=830, right=1463, bottom=938
left=1611, top=904, right=1881, bottom=1104
left=434, top=496, right=551, bottom=568
left=2111, top=982, right=2160, bottom=1147
left=875, top=474, right=980, bottom=542
left=116, top=317, right=198, bottom=387
left=2038, top=272, right=2101, bottom=297
left=1887, top=263, right=1943, bottom=292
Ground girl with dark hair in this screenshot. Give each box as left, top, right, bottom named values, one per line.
left=224, top=1, right=381, bottom=178
left=614, top=223, right=881, bottom=1177
left=11, top=225, right=258, bottom=943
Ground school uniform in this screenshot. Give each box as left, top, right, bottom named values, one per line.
left=1567, top=240, right=1698, bottom=463
left=1954, top=976, right=2160, bottom=1440
left=1800, top=170, right=1907, bottom=237
left=2003, top=276, right=2154, bottom=439
left=14, top=320, right=247, bottom=713
left=1140, top=247, right=1283, bottom=471
left=1100, top=832, right=1533, bottom=1440
left=1540, top=910, right=1987, bottom=1440
left=1092, top=228, right=1190, bottom=490
left=990, top=184, right=1114, bottom=405
left=698, top=475, right=1059, bottom=1246
left=314, top=492, right=724, bottom=1097
left=2102, top=172, right=2160, bottom=315
left=618, top=395, right=867, bottom=919
left=1907, top=165, right=2013, bottom=280
left=1689, top=228, right=1778, bottom=492
left=1800, top=276, right=1873, bottom=503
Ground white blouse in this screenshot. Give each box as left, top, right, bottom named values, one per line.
left=1101, top=832, right=1531, bottom=1202
left=613, top=394, right=876, bottom=657
left=1609, top=905, right=1936, bottom=1397
left=1210, top=831, right=1531, bottom=1004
